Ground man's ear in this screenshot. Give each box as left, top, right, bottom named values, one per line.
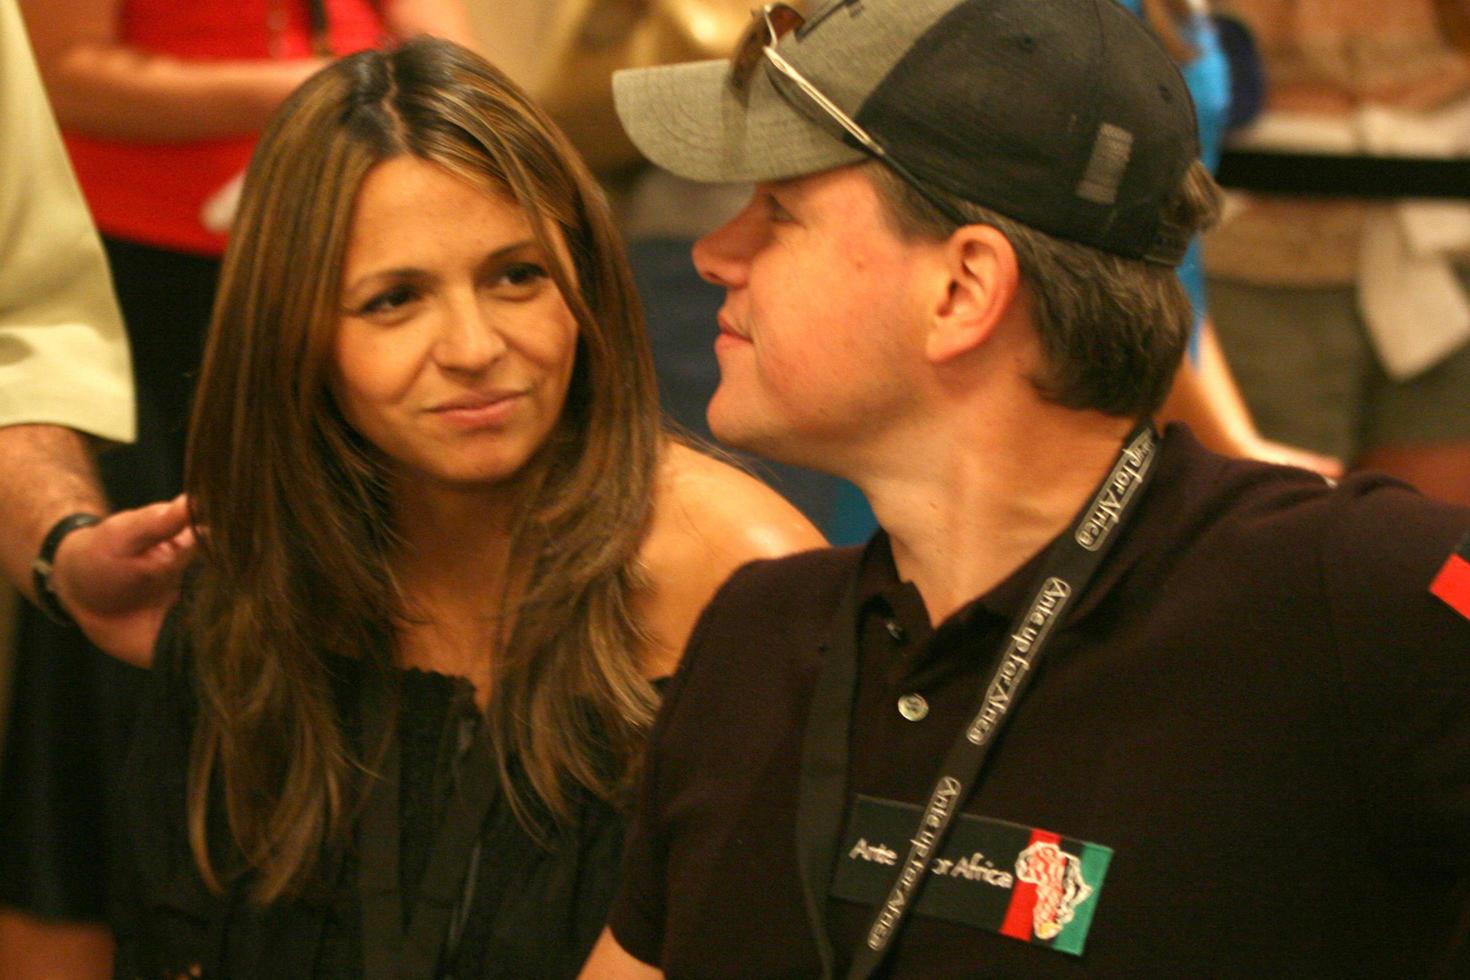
left=925, top=224, right=1020, bottom=364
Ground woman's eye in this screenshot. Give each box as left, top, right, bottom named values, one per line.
left=498, top=261, right=549, bottom=289
left=358, top=284, right=418, bottom=317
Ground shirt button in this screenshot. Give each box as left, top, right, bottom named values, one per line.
left=885, top=619, right=907, bottom=643
left=897, top=693, right=929, bottom=722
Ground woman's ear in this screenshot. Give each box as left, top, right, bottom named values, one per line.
left=925, top=223, right=1020, bottom=364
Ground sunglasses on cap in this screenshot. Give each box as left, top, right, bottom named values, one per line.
left=728, top=3, right=969, bottom=228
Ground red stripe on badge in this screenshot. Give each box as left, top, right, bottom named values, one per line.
left=1431, top=548, right=1470, bottom=621
left=999, top=829, right=1060, bottom=942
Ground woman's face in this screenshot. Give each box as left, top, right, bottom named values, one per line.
left=331, top=156, right=579, bottom=493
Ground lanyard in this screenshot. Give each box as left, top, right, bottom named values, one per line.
left=794, top=423, right=1161, bottom=980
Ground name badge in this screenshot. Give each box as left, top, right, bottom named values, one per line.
left=830, top=795, right=1113, bottom=956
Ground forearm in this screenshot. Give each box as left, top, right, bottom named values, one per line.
left=1158, top=320, right=1257, bottom=455
left=39, top=44, right=323, bottom=142
left=1158, top=321, right=1343, bottom=476
left=1270, top=65, right=1470, bottom=115
left=21, top=0, right=479, bottom=142
left=20, top=0, right=322, bottom=141
left=0, top=424, right=107, bottom=603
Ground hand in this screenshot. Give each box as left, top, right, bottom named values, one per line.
left=50, top=494, right=197, bottom=667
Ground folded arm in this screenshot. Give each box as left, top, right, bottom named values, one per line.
left=19, top=0, right=478, bottom=142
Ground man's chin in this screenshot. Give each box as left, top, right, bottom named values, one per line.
left=707, top=410, right=836, bottom=476
left=706, top=417, right=764, bottom=458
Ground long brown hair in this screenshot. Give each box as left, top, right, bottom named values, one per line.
left=183, top=38, right=661, bottom=901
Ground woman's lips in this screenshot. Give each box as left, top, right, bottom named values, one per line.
left=428, top=390, right=525, bottom=428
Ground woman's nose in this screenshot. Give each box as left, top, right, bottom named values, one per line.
left=432, top=293, right=506, bottom=372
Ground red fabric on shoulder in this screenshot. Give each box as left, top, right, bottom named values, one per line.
left=1431, top=535, right=1470, bottom=621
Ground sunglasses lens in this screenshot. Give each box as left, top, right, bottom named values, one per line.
left=767, top=4, right=804, bottom=37
left=730, top=23, right=768, bottom=92
left=730, top=4, right=805, bottom=94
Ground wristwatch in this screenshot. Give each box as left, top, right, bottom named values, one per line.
left=31, top=512, right=102, bottom=626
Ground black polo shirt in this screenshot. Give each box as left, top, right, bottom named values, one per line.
left=608, top=426, right=1470, bottom=977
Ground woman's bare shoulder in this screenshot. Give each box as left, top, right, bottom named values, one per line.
left=635, top=441, right=827, bottom=677
left=654, top=442, right=826, bottom=558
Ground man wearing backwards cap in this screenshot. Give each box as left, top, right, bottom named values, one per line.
left=583, top=0, right=1470, bottom=975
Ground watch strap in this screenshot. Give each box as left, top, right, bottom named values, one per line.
left=31, top=512, right=102, bottom=626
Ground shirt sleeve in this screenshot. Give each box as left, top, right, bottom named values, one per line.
left=1321, top=479, right=1470, bottom=864
left=604, top=576, right=729, bottom=966
left=0, top=0, right=133, bottom=441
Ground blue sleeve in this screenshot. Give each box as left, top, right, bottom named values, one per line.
left=1178, top=16, right=1230, bottom=357
left=1116, top=2, right=1230, bottom=358
left=1181, top=14, right=1230, bottom=173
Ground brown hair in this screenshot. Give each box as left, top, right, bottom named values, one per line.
left=183, top=38, right=661, bottom=901
left=869, top=158, right=1222, bottom=419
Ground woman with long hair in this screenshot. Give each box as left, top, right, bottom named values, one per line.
left=1, top=5, right=476, bottom=977
left=108, top=37, right=822, bottom=977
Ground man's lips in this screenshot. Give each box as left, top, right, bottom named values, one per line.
left=716, top=313, right=750, bottom=342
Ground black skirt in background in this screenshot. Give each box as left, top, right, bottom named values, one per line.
left=0, top=236, right=217, bottom=921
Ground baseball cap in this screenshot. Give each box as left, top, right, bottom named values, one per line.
left=612, top=0, right=1200, bottom=264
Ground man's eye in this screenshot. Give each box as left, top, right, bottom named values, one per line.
left=358, top=285, right=417, bottom=316
left=765, top=193, right=795, bottom=223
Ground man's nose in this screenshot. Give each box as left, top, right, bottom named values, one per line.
left=692, top=195, right=763, bottom=289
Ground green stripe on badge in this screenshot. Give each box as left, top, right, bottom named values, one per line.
left=1051, top=843, right=1112, bottom=956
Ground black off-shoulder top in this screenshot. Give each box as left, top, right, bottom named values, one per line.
left=111, top=614, right=638, bottom=980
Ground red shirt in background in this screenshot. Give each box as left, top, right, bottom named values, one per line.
left=64, top=0, right=386, bottom=256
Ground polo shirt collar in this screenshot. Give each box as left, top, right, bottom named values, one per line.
left=852, top=422, right=1208, bottom=636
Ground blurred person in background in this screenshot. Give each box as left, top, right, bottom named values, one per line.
left=1, top=2, right=476, bottom=976
left=1126, top=0, right=1344, bottom=478
left=1206, top=0, right=1470, bottom=505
